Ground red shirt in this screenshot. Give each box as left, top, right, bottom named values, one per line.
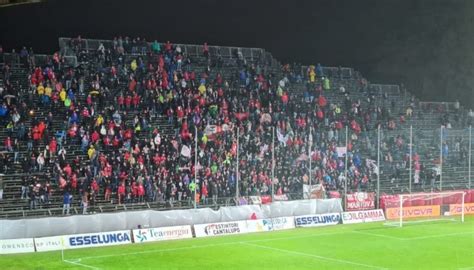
left=132, top=95, right=140, bottom=106
left=125, top=96, right=132, bottom=106
left=118, top=185, right=125, bottom=195
left=49, top=139, right=57, bottom=153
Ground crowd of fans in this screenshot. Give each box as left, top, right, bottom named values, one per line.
left=0, top=37, right=473, bottom=214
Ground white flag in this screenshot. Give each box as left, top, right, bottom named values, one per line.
left=181, top=145, right=191, bottom=158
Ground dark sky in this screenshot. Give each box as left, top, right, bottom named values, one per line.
left=1, top=0, right=473, bottom=108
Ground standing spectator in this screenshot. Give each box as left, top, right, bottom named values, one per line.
left=62, top=191, right=72, bottom=215
left=0, top=176, right=3, bottom=200
left=37, top=153, right=45, bottom=172
left=82, top=192, right=89, bottom=215
left=21, top=176, right=28, bottom=199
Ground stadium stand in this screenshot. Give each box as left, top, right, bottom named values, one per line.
left=0, top=37, right=472, bottom=218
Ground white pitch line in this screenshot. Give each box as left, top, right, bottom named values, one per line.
left=403, top=231, right=474, bottom=241
left=77, top=231, right=346, bottom=261
left=63, top=259, right=101, bottom=270
left=352, top=231, right=404, bottom=240
left=240, top=242, right=389, bottom=270
left=352, top=231, right=474, bottom=241
left=458, top=267, right=474, bottom=270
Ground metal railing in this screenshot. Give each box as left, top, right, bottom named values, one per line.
left=58, top=37, right=278, bottom=66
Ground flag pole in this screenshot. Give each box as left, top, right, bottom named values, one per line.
left=309, top=126, right=312, bottom=187
left=344, top=125, right=348, bottom=208
left=236, top=126, right=240, bottom=199
left=409, top=125, right=412, bottom=193
left=469, top=125, right=472, bottom=189
left=440, top=126, right=443, bottom=191
left=194, top=126, right=198, bottom=209
left=271, top=126, right=275, bottom=201
left=377, top=124, right=380, bottom=208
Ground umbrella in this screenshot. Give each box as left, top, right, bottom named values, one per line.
left=89, top=90, right=100, bottom=95
left=3, top=95, right=16, bottom=99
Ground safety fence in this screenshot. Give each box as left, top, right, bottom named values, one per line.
left=2, top=189, right=473, bottom=254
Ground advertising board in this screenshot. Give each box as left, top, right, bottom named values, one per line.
left=385, top=205, right=440, bottom=219
left=0, top=238, right=35, bottom=254
left=194, top=221, right=248, bottom=238
left=133, top=225, right=193, bottom=243
left=341, top=209, right=385, bottom=224
left=294, top=213, right=341, bottom=227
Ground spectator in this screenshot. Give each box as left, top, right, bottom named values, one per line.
left=62, top=191, right=72, bottom=215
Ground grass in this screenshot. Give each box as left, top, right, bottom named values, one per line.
left=1, top=217, right=473, bottom=270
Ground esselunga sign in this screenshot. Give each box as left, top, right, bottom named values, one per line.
left=64, top=230, right=132, bottom=249
left=294, top=213, right=341, bottom=227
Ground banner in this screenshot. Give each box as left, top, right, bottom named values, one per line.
left=249, top=196, right=262, bottom=205
left=294, top=213, right=341, bottom=227
left=342, top=210, right=386, bottom=224
left=133, top=225, right=193, bottom=243
left=0, top=238, right=35, bottom=254
left=63, top=230, right=132, bottom=249
left=303, top=184, right=325, bottom=199
left=336, top=147, right=347, bottom=158
left=273, top=194, right=288, bottom=201
left=246, top=219, right=273, bottom=233
left=180, top=145, right=191, bottom=158
left=260, top=195, right=272, bottom=204
left=270, top=216, right=295, bottom=231
left=449, top=203, right=474, bottom=215
left=345, top=192, right=375, bottom=211
left=385, top=205, right=441, bottom=219
left=34, top=236, right=64, bottom=252
left=194, top=221, right=248, bottom=238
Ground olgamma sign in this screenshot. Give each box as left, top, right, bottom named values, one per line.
left=342, top=209, right=386, bottom=224
left=133, top=225, right=193, bottom=243
left=294, top=213, right=341, bottom=227
left=63, top=230, right=132, bottom=249
left=194, top=221, right=248, bottom=238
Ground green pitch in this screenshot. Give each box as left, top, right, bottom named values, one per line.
left=1, top=217, right=473, bottom=270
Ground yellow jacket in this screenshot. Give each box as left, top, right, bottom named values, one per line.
left=87, top=147, right=95, bottom=159
left=198, top=84, right=206, bottom=95
left=44, top=86, right=52, bottom=97
left=37, top=85, right=45, bottom=95
left=59, top=89, right=66, bottom=101
left=131, top=60, right=137, bottom=72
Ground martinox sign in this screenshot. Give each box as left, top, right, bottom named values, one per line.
left=386, top=205, right=441, bottom=219
left=346, top=192, right=375, bottom=211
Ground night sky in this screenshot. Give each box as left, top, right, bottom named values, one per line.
left=1, top=0, right=473, bottom=108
